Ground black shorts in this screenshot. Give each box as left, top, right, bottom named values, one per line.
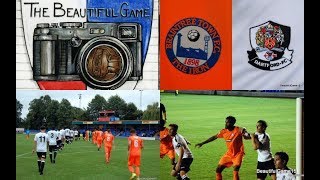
left=57, top=140, right=62, bottom=146
left=36, top=152, right=47, bottom=159
left=173, top=158, right=193, bottom=173
left=257, top=159, right=276, bottom=179
left=49, top=145, right=57, bottom=152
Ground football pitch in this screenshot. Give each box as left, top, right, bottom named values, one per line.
left=16, top=135, right=160, bottom=180
left=160, top=93, right=296, bottom=179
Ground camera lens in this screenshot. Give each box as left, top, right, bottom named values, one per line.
left=78, top=36, right=133, bottom=89
left=86, top=45, right=122, bottom=81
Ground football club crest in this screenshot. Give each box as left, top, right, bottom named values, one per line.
left=165, top=17, right=221, bottom=75
left=247, top=21, right=293, bottom=71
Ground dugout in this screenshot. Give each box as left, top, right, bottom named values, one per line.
left=71, top=120, right=159, bottom=137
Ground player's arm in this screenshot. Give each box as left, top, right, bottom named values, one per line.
left=163, top=111, right=167, bottom=120
left=141, top=140, right=144, bottom=150
left=32, top=140, right=37, bottom=154
left=127, top=139, right=131, bottom=154
left=161, top=103, right=167, bottom=120
left=250, top=133, right=261, bottom=150
left=195, top=134, right=218, bottom=148
left=47, top=136, right=49, bottom=152
left=240, top=127, right=251, bottom=140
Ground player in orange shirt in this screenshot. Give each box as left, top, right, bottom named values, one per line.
left=195, top=116, right=251, bottom=180
left=96, top=128, right=103, bottom=151
left=85, top=129, right=89, bottom=141
left=92, top=129, right=96, bottom=144
left=160, top=119, right=175, bottom=165
left=103, top=128, right=114, bottom=163
left=128, top=129, right=144, bottom=180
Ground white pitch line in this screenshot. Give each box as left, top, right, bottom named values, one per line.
left=16, top=147, right=159, bottom=159
left=16, top=152, right=31, bottom=157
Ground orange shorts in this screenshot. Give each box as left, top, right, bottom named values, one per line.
left=128, top=155, right=141, bottom=166
left=218, top=153, right=244, bottom=167
left=160, top=149, right=175, bottom=160
left=104, top=146, right=112, bottom=153
left=97, top=139, right=102, bottom=145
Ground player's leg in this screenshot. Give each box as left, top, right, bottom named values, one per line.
left=56, top=140, right=61, bottom=151
left=128, top=155, right=136, bottom=179
left=65, top=136, right=68, bottom=144
left=104, top=146, right=109, bottom=163
left=267, top=158, right=276, bottom=180
left=53, top=145, right=58, bottom=163
left=49, top=146, right=53, bottom=163
left=257, top=161, right=267, bottom=180
left=39, top=152, right=47, bottom=175
left=232, top=153, right=244, bottom=180
left=134, top=156, right=141, bottom=178
left=233, top=166, right=241, bottom=180
left=217, top=155, right=232, bottom=180
left=61, top=140, right=64, bottom=150
left=270, top=173, right=276, bottom=180
left=179, top=158, right=193, bottom=180
left=36, top=152, right=42, bottom=172
left=171, top=162, right=180, bottom=179
left=179, top=171, right=188, bottom=180
left=97, top=139, right=102, bottom=151
left=216, top=165, right=227, bottom=180
left=108, top=146, right=112, bottom=161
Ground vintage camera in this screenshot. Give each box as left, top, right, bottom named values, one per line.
left=33, top=22, right=142, bottom=89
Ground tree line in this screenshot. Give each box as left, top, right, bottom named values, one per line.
left=16, top=94, right=160, bottom=129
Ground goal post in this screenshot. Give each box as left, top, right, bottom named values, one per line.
left=296, top=97, right=304, bottom=180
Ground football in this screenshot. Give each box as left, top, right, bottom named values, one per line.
left=187, top=29, right=200, bottom=42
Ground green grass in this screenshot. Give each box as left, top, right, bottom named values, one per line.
left=160, top=93, right=296, bottom=180
left=16, top=135, right=159, bottom=180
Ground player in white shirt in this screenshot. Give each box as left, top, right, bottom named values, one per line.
left=168, top=124, right=193, bottom=180
left=47, top=128, right=58, bottom=163
left=56, top=130, right=62, bottom=150
left=32, top=126, right=49, bottom=175
left=65, top=128, right=71, bottom=144
left=74, top=129, right=79, bottom=141
left=59, top=128, right=65, bottom=150
left=70, top=130, right=74, bottom=144
left=251, top=120, right=276, bottom=180
left=274, top=152, right=296, bottom=180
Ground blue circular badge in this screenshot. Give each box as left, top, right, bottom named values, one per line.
left=165, top=17, right=221, bottom=75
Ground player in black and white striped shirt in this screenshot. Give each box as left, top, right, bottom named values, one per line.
left=168, top=124, right=193, bottom=180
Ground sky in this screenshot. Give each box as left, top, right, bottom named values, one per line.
left=16, top=90, right=160, bottom=119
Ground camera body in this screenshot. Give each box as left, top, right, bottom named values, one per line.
left=33, top=22, right=142, bottom=89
